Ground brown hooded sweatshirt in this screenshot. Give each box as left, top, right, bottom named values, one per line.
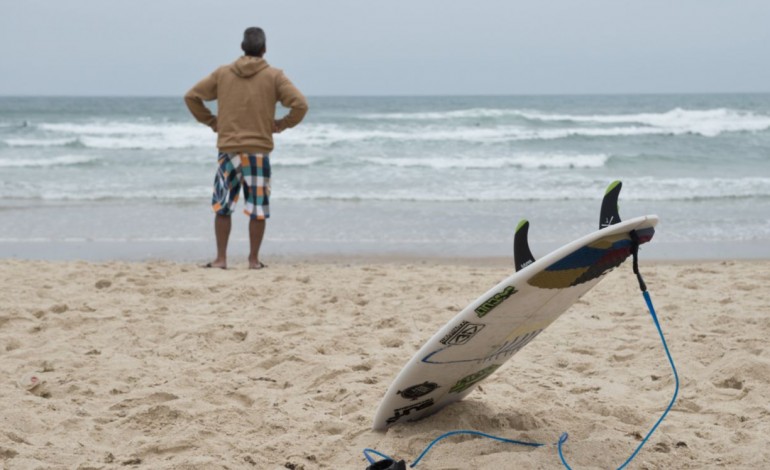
left=184, top=56, right=308, bottom=153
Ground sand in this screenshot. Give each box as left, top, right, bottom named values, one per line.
left=1, top=258, right=769, bottom=469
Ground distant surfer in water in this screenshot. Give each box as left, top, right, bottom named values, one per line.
left=185, top=27, right=308, bottom=269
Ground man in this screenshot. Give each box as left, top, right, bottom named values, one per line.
left=185, top=27, right=308, bottom=269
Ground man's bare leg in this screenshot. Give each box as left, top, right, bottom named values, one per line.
left=248, top=218, right=266, bottom=269
left=209, top=213, right=231, bottom=269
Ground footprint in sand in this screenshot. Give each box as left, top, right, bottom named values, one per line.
left=714, top=376, right=743, bottom=390
left=109, top=392, right=179, bottom=411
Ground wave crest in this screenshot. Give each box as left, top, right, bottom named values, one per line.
left=361, top=153, right=609, bottom=170
left=353, top=107, right=770, bottom=138
left=0, top=154, right=99, bottom=168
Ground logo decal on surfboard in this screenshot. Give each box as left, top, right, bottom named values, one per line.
left=386, top=398, right=435, bottom=424
left=475, top=286, right=518, bottom=318
left=397, top=381, right=440, bottom=400
left=422, top=328, right=544, bottom=365
left=439, top=321, right=485, bottom=346
left=528, top=227, right=655, bottom=289
left=449, top=364, right=501, bottom=393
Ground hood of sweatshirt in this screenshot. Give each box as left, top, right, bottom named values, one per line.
left=230, top=56, right=269, bottom=78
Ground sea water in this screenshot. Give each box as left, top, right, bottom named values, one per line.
left=1, top=94, right=769, bottom=260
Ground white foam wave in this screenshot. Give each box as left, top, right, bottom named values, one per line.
left=11, top=122, right=666, bottom=148
left=277, top=123, right=709, bottom=146
left=353, top=107, right=770, bottom=138
left=272, top=177, right=770, bottom=202
left=273, top=177, right=770, bottom=203
left=38, top=122, right=192, bottom=136
left=10, top=121, right=216, bottom=150
left=6, top=106, right=767, bottom=151
left=620, top=177, right=770, bottom=201
left=518, top=108, right=770, bottom=137
left=5, top=138, right=81, bottom=147
left=361, top=153, right=609, bottom=170
left=359, top=108, right=518, bottom=120
left=5, top=176, right=766, bottom=203
left=6, top=186, right=212, bottom=202
left=271, top=156, right=327, bottom=167
left=0, top=155, right=99, bottom=168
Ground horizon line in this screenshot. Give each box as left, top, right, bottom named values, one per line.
left=2, top=91, right=770, bottom=99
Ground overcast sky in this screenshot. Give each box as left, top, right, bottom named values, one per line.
left=2, top=0, right=769, bottom=96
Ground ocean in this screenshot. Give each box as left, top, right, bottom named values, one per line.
left=1, top=94, right=769, bottom=261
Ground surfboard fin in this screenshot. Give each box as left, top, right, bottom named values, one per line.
left=514, top=219, right=535, bottom=271
left=600, top=180, right=622, bottom=229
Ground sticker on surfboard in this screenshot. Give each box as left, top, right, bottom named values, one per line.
left=373, top=181, right=657, bottom=430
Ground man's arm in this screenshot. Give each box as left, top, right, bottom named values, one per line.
left=184, top=72, right=219, bottom=131
left=274, top=72, right=308, bottom=132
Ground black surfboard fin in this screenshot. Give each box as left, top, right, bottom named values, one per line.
left=514, top=219, right=535, bottom=271
left=600, top=180, right=622, bottom=229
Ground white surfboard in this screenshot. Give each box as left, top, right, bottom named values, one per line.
left=373, top=182, right=657, bottom=430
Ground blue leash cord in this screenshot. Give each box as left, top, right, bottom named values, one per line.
left=558, top=289, right=680, bottom=469
left=411, top=430, right=544, bottom=467
left=363, top=448, right=396, bottom=464
left=364, top=432, right=544, bottom=468
left=618, top=290, right=680, bottom=469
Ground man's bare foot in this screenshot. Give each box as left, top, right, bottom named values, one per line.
left=249, top=261, right=267, bottom=270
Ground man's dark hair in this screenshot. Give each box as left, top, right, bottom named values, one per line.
left=242, top=27, right=266, bottom=57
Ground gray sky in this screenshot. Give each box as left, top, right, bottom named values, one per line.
left=2, top=0, right=769, bottom=96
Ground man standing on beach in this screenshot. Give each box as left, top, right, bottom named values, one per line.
left=185, top=27, right=308, bottom=269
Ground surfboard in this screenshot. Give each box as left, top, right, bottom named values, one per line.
left=373, top=181, right=657, bottom=430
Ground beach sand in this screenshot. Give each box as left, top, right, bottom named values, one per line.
left=1, top=258, right=769, bottom=469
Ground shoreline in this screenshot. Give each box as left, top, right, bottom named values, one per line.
left=2, top=238, right=769, bottom=264
left=4, top=196, right=770, bottom=264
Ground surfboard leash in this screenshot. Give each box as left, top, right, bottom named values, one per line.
left=363, top=430, right=545, bottom=469
left=363, top=231, right=679, bottom=469
left=555, top=232, right=680, bottom=468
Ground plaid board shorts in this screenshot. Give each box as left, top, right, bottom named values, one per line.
left=212, top=152, right=271, bottom=219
